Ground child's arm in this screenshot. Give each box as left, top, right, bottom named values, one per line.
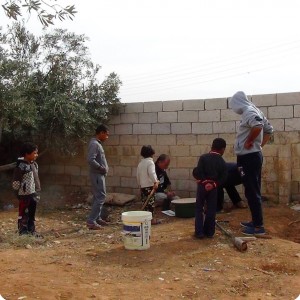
left=12, top=166, right=22, bottom=192
left=147, top=162, right=159, bottom=190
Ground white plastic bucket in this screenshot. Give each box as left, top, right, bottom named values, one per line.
left=121, top=211, right=152, bottom=250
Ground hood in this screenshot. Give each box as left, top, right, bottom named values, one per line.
left=229, top=91, right=253, bottom=115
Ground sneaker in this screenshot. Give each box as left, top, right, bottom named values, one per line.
left=194, top=233, right=205, bottom=239
left=242, top=226, right=265, bottom=236
left=96, top=219, right=109, bottom=226
left=240, top=221, right=253, bottom=228
left=86, top=222, right=103, bottom=230
left=235, top=201, right=248, bottom=209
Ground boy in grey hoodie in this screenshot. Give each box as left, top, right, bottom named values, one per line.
left=86, top=124, right=109, bottom=230
left=229, top=91, right=273, bottom=235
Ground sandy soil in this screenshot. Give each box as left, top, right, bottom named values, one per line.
left=0, top=201, right=299, bottom=300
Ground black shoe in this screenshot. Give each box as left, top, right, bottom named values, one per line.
left=194, top=233, right=205, bottom=239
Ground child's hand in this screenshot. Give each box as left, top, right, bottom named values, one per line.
left=204, top=183, right=214, bottom=191
left=153, top=181, right=159, bottom=190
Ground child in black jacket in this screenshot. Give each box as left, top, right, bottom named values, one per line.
left=12, top=142, right=41, bottom=236
left=193, top=138, right=227, bottom=238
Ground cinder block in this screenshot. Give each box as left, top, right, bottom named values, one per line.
left=70, top=175, right=87, bottom=186
left=109, top=115, right=121, bottom=125
left=190, top=145, right=210, bottom=157
left=219, top=133, right=236, bottom=144
left=173, top=179, right=192, bottom=191
left=291, top=181, right=299, bottom=194
left=176, top=157, right=198, bottom=168
left=277, top=92, right=300, bottom=105
left=273, top=132, right=300, bottom=145
left=183, top=99, right=205, bottom=111
left=121, top=177, right=138, bottom=188
left=80, top=167, right=89, bottom=176
left=153, top=146, right=171, bottom=157
left=105, top=146, right=122, bottom=156
left=260, top=107, right=268, bottom=118
left=292, top=143, right=300, bottom=156
left=120, top=135, right=138, bottom=145
left=133, top=124, right=151, bottom=134
left=197, top=134, right=219, bottom=144
left=252, top=94, right=277, bottom=107
left=138, top=112, right=158, bottom=123
left=213, top=121, right=236, bottom=133
left=192, top=123, right=213, bottom=134
left=120, top=156, right=139, bottom=167
left=221, top=109, right=241, bottom=121
left=121, top=146, right=135, bottom=156
left=178, top=111, right=198, bottom=122
left=152, top=123, right=171, bottom=134
left=104, top=135, right=120, bottom=146
left=205, top=98, right=227, bottom=110
left=169, top=168, right=190, bottom=179
left=158, top=112, right=178, bottom=123
left=138, top=135, right=157, bottom=145
left=120, top=113, right=139, bottom=124
left=114, top=124, right=133, bottom=135
left=65, top=166, right=80, bottom=175
left=163, top=100, right=183, bottom=111
left=295, top=105, right=300, bottom=117
left=171, top=123, right=192, bottom=134
left=170, top=146, right=190, bottom=157
left=177, top=135, right=197, bottom=146
left=199, top=110, right=220, bottom=122
left=106, top=156, right=120, bottom=166
left=268, top=106, right=293, bottom=119
left=269, top=119, right=284, bottom=132
left=49, top=165, right=65, bottom=174
left=157, top=135, right=176, bottom=146
left=262, top=145, right=278, bottom=157
left=125, top=102, right=144, bottom=113
left=285, top=118, right=300, bottom=131
left=144, top=101, right=162, bottom=112
left=278, top=145, right=291, bottom=158
left=106, top=176, right=120, bottom=187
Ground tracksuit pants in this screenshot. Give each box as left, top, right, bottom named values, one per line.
left=195, top=184, right=217, bottom=237
left=237, top=151, right=264, bottom=227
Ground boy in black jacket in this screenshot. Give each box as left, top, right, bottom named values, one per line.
left=193, top=138, right=227, bottom=238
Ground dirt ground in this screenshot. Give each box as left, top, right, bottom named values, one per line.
left=0, top=200, right=300, bottom=300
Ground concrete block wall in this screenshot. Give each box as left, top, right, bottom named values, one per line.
left=40, top=92, right=300, bottom=203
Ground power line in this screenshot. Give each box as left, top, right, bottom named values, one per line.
left=121, top=45, right=300, bottom=92
left=123, top=39, right=300, bottom=82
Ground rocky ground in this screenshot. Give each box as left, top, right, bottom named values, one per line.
left=0, top=199, right=299, bottom=300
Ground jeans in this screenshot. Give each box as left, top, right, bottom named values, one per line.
left=87, top=173, right=106, bottom=223
left=237, top=151, right=263, bottom=227
left=195, top=184, right=217, bottom=237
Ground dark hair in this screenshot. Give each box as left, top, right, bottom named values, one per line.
left=156, top=154, right=170, bottom=164
left=140, top=145, right=155, bottom=158
left=95, top=124, right=109, bottom=134
left=20, top=142, right=38, bottom=157
left=211, top=138, right=226, bottom=151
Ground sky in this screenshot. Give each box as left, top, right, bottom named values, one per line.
left=1, top=0, right=300, bottom=103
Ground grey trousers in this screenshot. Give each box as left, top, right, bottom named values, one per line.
left=87, top=173, right=106, bottom=223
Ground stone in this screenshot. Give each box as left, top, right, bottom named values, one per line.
left=105, top=193, right=136, bottom=206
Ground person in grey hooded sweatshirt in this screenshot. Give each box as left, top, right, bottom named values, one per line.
left=86, top=124, right=109, bottom=230
left=229, top=91, right=273, bottom=235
